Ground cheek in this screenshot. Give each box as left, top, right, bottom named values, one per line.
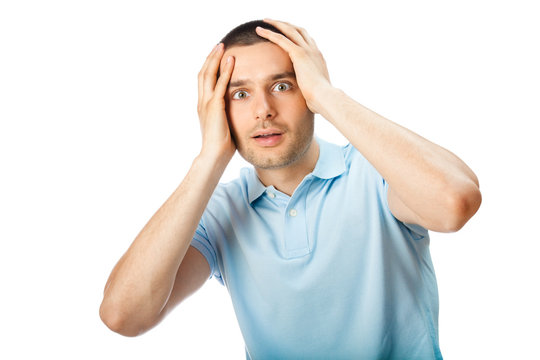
left=226, top=101, right=240, bottom=123
left=281, top=96, right=312, bottom=121
left=226, top=103, right=248, bottom=136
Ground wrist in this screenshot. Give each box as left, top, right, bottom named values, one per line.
left=195, top=148, right=233, bottom=174
left=307, top=85, right=344, bottom=119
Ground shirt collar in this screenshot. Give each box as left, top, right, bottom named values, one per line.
left=246, top=168, right=268, bottom=204
left=245, top=137, right=347, bottom=204
left=311, top=137, right=347, bottom=180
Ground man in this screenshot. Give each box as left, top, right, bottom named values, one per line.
left=100, top=19, right=481, bottom=359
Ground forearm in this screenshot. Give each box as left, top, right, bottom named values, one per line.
left=317, top=87, right=480, bottom=228
left=100, top=154, right=227, bottom=333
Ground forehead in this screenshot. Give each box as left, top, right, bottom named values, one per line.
left=221, top=42, right=294, bottom=83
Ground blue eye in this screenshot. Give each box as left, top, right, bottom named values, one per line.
left=232, top=90, right=249, bottom=100
left=273, top=82, right=291, bottom=92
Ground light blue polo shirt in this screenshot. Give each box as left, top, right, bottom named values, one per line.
left=191, top=138, right=443, bottom=360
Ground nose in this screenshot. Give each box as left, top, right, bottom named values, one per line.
left=253, top=90, right=276, bottom=121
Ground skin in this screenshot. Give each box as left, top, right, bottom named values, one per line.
left=221, top=42, right=319, bottom=194
left=255, top=19, right=481, bottom=231
left=99, top=19, right=482, bottom=337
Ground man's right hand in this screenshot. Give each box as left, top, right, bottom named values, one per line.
left=197, top=43, right=236, bottom=164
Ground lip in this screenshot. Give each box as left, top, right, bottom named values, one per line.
left=251, top=129, right=284, bottom=147
left=251, top=128, right=284, bottom=138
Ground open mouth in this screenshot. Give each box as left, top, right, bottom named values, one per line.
left=252, top=132, right=284, bottom=146
left=254, top=133, right=281, bottom=138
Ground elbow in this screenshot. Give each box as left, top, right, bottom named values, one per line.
left=99, top=300, right=148, bottom=337
left=440, top=183, right=482, bottom=233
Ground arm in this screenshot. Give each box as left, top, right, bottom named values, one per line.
left=99, top=43, right=236, bottom=336
left=316, top=89, right=481, bottom=232
left=257, top=20, right=481, bottom=233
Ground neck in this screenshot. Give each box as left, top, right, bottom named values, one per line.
left=255, top=138, right=320, bottom=196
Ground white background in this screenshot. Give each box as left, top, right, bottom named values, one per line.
left=1, top=0, right=539, bottom=359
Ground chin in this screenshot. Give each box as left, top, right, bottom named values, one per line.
left=239, top=140, right=313, bottom=170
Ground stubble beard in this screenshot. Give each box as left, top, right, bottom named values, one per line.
left=234, top=119, right=315, bottom=170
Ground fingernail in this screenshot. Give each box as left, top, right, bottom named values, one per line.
left=227, top=56, right=233, bottom=63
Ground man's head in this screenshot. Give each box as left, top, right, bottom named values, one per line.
left=219, top=20, right=316, bottom=170
left=220, top=20, right=284, bottom=49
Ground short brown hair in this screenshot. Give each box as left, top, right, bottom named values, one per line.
left=220, top=20, right=285, bottom=49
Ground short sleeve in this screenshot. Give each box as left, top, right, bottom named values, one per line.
left=190, top=218, right=224, bottom=285
left=343, top=142, right=428, bottom=240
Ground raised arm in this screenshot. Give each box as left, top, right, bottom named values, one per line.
left=99, top=43, right=236, bottom=336
left=257, top=19, right=481, bottom=233
left=316, top=90, right=481, bottom=232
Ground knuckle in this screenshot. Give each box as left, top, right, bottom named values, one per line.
left=208, top=97, right=224, bottom=110
left=216, top=72, right=229, bottom=84
left=295, top=48, right=308, bottom=58
left=203, top=72, right=216, bottom=82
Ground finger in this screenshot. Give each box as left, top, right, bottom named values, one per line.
left=199, top=43, right=224, bottom=105
left=198, top=44, right=220, bottom=108
left=268, top=19, right=317, bottom=48
left=255, top=26, right=298, bottom=55
left=214, top=56, right=235, bottom=99
left=296, top=26, right=317, bottom=48
left=203, top=43, right=225, bottom=100
left=262, top=18, right=309, bottom=47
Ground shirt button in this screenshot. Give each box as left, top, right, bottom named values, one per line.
left=289, top=209, right=298, bottom=217
left=267, top=191, right=276, bottom=199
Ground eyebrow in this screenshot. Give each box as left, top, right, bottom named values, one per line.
left=228, top=71, right=296, bottom=88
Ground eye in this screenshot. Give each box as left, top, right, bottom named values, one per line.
left=273, top=82, right=291, bottom=92
left=232, top=90, right=249, bottom=100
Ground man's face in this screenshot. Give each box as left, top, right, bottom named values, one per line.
left=220, top=42, right=315, bottom=170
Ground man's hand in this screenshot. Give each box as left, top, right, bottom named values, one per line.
left=197, top=43, right=236, bottom=164
left=255, top=19, right=333, bottom=114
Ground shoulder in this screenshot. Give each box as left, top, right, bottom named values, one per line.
left=337, top=141, right=380, bottom=180
left=203, top=167, right=253, bottom=217
left=317, top=138, right=369, bottom=169
left=210, top=170, right=248, bottom=204
left=310, top=138, right=382, bottom=188
left=327, top=141, right=389, bottom=208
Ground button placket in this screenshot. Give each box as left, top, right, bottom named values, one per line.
left=282, top=184, right=310, bottom=258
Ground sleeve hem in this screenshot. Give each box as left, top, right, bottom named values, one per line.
left=190, top=236, right=223, bottom=284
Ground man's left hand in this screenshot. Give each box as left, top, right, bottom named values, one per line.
left=256, top=19, right=333, bottom=114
